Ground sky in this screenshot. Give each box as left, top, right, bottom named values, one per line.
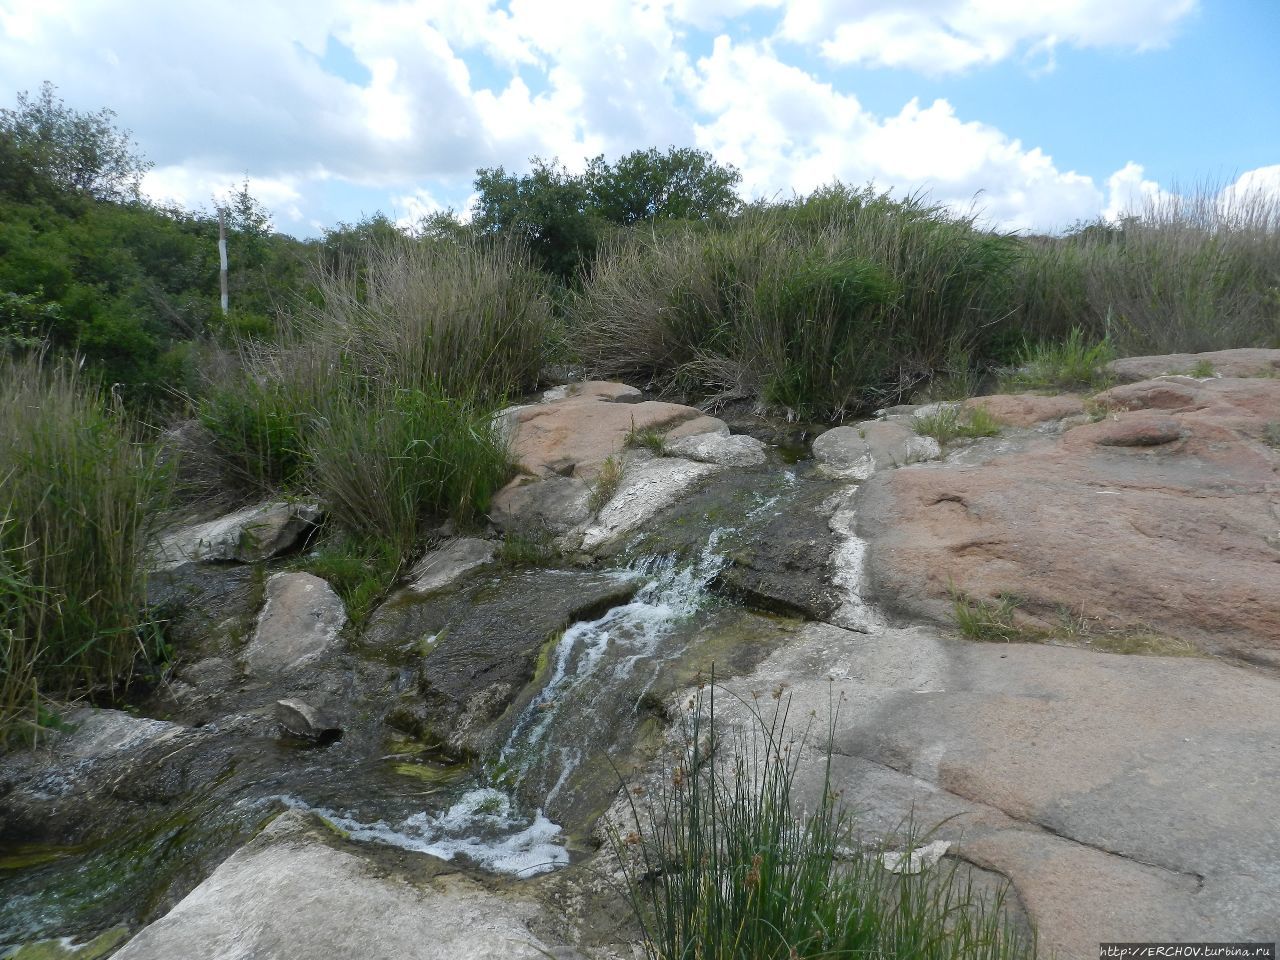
left=0, top=0, right=1276, bottom=238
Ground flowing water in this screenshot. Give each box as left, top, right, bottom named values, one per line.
left=279, top=532, right=731, bottom=877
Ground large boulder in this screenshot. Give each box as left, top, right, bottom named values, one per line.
left=577, top=458, right=720, bottom=553
left=490, top=476, right=593, bottom=535
left=858, top=375, right=1280, bottom=663
left=112, top=811, right=567, bottom=960
left=151, top=501, right=321, bottom=570
left=242, top=573, right=347, bottom=677
left=1107, top=347, right=1280, bottom=383
left=664, top=431, right=767, bottom=467
left=500, top=384, right=707, bottom=482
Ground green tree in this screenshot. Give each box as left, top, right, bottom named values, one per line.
left=0, top=82, right=151, bottom=201
left=471, top=158, right=603, bottom=281
left=585, top=146, right=741, bottom=225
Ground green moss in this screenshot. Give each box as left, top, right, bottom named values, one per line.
left=9, top=927, right=129, bottom=959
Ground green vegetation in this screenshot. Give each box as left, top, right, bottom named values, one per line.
left=610, top=685, right=1034, bottom=960
left=496, top=527, right=559, bottom=568
left=1000, top=327, right=1116, bottom=393
left=913, top=404, right=1002, bottom=444
left=625, top=424, right=669, bottom=456
left=952, top=590, right=1200, bottom=656
left=1263, top=422, right=1280, bottom=447
left=1188, top=358, right=1217, bottom=378
left=0, top=355, right=171, bottom=744
left=301, top=539, right=401, bottom=628
left=589, top=456, right=625, bottom=514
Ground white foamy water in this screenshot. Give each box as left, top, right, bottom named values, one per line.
left=827, top=488, right=885, bottom=632
left=498, top=531, right=728, bottom=791
left=281, top=788, right=569, bottom=877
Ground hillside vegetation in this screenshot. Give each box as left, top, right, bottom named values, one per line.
left=2, top=84, right=1278, bottom=741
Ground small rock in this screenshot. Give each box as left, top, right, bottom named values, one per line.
left=880, top=839, right=952, bottom=874
left=55, top=709, right=183, bottom=760
left=152, top=501, right=321, bottom=570
left=243, top=573, right=346, bottom=677
left=812, top=421, right=941, bottom=479
left=663, top=415, right=730, bottom=440
left=664, top=431, right=767, bottom=466
left=274, top=699, right=341, bottom=742
left=406, top=538, right=497, bottom=594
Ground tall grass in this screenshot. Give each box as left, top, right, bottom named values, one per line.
left=193, top=236, right=534, bottom=551
left=1013, top=185, right=1280, bottom=353
left=1, top=355, right=171, bottom=743
left=308, top=383, right=510, bottom=553
left=292, top=235, right=553, bottom=401
left=610, top=685, right=1034, bottom=959
left=572, top=186, right=1022, bottom=419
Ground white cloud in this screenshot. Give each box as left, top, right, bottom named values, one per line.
left=773, top=0, right=1200, bottom=73
left=690, top=38, right=1102, bottom=232
left=0, top=0, right=1236, bottom=237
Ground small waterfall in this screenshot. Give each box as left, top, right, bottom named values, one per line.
left=286, top=533, right=728, bottom=877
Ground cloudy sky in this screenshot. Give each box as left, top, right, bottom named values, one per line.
left=1, top=0, right=1276, bottom=236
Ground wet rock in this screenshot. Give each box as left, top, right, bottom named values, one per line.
left=1107, top=347, right=1280, bottom=383
left=54, top=709, right=184, bottom=760
left=112, top=811, right=565, bottom=960
left=490, top=476, right=592, bottom=535
left=243, top=573, right=346, bottom=677
left=812, top=421, right=941, bottom=479
left=147, top=563, right=264, bottom=655
left=151, top=501, right=321, bottom=570
left=707, top=622, right=1280, bottom=957
left=273, top=699, right=341, bottom=743
left=664, top=431, right=767, bottom=467
left=859, top=376, right=1280, bottom=663
left=502, top=385, right=705, bottom=481
left=577, top=458, right=720, bottom=554
left=405, top=538, right=496, bottom=594
left=715, top=479, right=847, bottom=621
left=963, top=393, right=1085, bottom=427
left=366, top=568, right=638, bottom=756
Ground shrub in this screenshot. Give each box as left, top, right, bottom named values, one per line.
left=308, top=383, right=510, bottom=554
left=1000, top=327, right=1114, bottom=393
left=295, top=235, right=552, bottom=403
left=0, top=354, right=170, bottom=743
left=572, top=186, right=1021, bottom=419
left=610, top=684, right=1034, bottom=960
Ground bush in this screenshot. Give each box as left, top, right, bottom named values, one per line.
left=610, top=684, right=1035, bottom=959
left=572, top=186, right=1022, bottom=419
left=308, top=383, right=510, bottom=553
left=1001, top=327, right=1115, bottom=393
left=293, top=235, right=552, bottom=402
left=0, top=354, right=170, bottom=743
left=1011, top=186, right=1280, bottom=354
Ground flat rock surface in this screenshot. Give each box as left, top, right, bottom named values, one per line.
left=713, top=621, right=1280, bottom=958
left=1108, top=347, right=1280, bottom=383
left=577, top=457, right=720, bottom=553
left=963, top=392, right=1085, bottom=427
left=859, top=376, right=1280, bottom=663
left=112, top=812, right=562, bottom=960
left=243, top=573, right=347, bottom=676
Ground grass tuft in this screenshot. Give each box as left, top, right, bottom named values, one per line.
left=609, top=682, right=1035, bottom=960
left=589, top=455, right=625, bottom=514
left=1000, top=327, right=1115, bottom=393
left=625, top=424, right=669, bottom=456
left=913, top=405, right=1003, bottom=444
